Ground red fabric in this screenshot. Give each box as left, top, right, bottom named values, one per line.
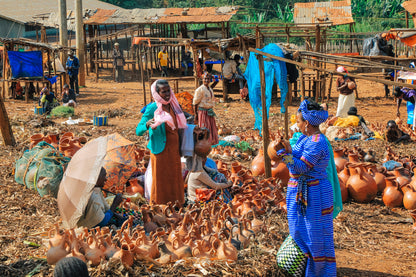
left=197, top=110, right=219, bottom=145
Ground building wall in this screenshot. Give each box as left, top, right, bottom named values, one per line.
left=0, top=18, right=25, bottom=38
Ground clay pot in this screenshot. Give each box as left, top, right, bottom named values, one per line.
left=157, top=241, right=178, bottom=264
left=113, top=244, right=134, bottom=267
left=172, top=236, right=192, bottom=259
left=271, top=161, right=289, bottom=186
left=346, top=164, right=377, bottom=203
left=194, top=127, right=212, bottom=156
left=231, top=161, right=242, bottom=176
left=135, top=231, right=160, bottom=259
left=47, top=236, right=69, bottom=265
left=401, top=185, right=416, bottom=210
left=393, top=167, right=411, bottom=187
left=333, top=148, right=348, bottom=172
left=348, top=153, right=359, bottom=163
left=60, top=132, right=74, bottom=143
left=215, top=236, right=238, bottom=262
left=338, top=164, right=351, bottom=185
left=251, top=149, right=265, bottom=177
left=267, top=139, right=285, bottom=162
left=339, top=177, right=349, bottom=203
left=48, top=223, right=65, bottom=247
left=363, top=150, right=376, bottom=163
left=347, top=81, right=356, bottom=90
left=395, top=117, right=402, bottom=125
left=382, top=177, right=403, bottom=208
left=126, top=179, right=144, bottom=195
left=84, top=235, right=105, bottom=266
left=30, top=133, right=44, bottom=149
left=367, top=165, right=386, bottom=193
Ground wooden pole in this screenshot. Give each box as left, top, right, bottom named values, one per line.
left=300, top=68, right=305, bottom=102
left=75, top=0, right=86, bottom=87
left=139, top=45, right=146, bottom=105
left=256, top=54, right=271, bottom=178
left=59, top=0, right=68, bottom=67
left=0, top=96, right=15, bottom=146
left=327, top=73, right=333, bottom=101
left=2, top=46, right=6, bottom=99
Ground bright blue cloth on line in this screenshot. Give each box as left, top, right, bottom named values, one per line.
left=244, top=44, right=288, bottom=131
left=8, top=51, right=43, bottom=78
left=407, top=101, right=415, bottom=125
left=281, top=133, right=336, bottom=276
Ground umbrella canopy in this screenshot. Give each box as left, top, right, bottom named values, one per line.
left=102, top=135, right=137, bottom=193
left=57, top=133, right=136, bottom=228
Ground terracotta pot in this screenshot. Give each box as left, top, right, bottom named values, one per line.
left=48, top=223, right=65, bottom=247
left=393, top=167, right=411, bottom=187
left=271, top=161, right=289, bottom=186
left=84, top=235, right=105, bottom=266
left=157, top=241, right=178, bottom=264
left=30, top=133, right=44, bottom=149
left=339, top=177, right=349, bottom=203
left=251, top=149, right=265, bottom=177
left=113, top=244, right=134, bottom=267
left=46, top=133, right=59, bottom=147
left=401, top=184, right=416, bottom=210
left=47, top=236, right=69, bottom=265
left=338, top=164, right=351, bottom=185
left=60, top=132, right=74, bottom=142
left=126, top=179, right=144, bottom=195
left=348, top=153, right=359, bottom=163
left=382, top=177, right=403, bottom=208
left=194, top=127, right=212, bottom=156
left=231, top=161, right=242, bottom=175
left=267, top=139, right=285, bottom=162
left=347, top=164, right=377, bottom=203
left=333, top=148, right=348, bottom=173
left=172, top=236, right=192, bottom=259
left=366, top=164, right=386, bottom=193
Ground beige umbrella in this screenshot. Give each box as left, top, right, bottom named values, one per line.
left=57, top=133, right=135, bottom=228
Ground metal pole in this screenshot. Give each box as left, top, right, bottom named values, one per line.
left=75, top=0, right=86, bottom=87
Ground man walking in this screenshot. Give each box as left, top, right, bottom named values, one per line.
left=66, top=51, right=80, bottom=95
left=113, top=42, right=125, bottom=82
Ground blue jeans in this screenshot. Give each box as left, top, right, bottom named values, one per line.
left=161, top=66, right=168, bottom=77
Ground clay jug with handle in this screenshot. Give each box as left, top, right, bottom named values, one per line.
left=401, top=184, right=416, bottom=210
left=346, top=164, right=377, bottom=203
left=382, top=177, right=403, bottom=208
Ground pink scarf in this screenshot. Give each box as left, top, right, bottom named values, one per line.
left=150, top=80, right=187, bottom=130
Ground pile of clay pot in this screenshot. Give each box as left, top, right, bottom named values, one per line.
left=334, top=146, right=416, bottom=228
left=29, top=132, right=87, bottom=158
left=46, top=178, right=286, bottom=268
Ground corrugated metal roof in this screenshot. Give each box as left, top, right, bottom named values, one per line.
left=294, top=0, right=354, bottom=26
left=402, top=1, right=416, bottom=15
left=0, top=0, right=120, bottom=24
left=84, top=8, right=166, bottom=24
left=158, top=7, right=238, bottom=24
left=84, top=6, right=238, bottom=25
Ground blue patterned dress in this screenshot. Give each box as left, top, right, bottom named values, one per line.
left=278, top=133, right=336, bottom=276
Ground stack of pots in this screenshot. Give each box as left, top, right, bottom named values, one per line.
left=29, top=132, right=88, bottom=158
left=334, top=147, right=416, bottom=211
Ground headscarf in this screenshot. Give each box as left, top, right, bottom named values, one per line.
left=336, top=66, right=348, bottom=73
left=150, top=80, right=187, bottom=130
left=298, top=99, right=328, bottom=126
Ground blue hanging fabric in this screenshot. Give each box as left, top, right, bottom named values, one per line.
left=244, top=44, right=288, bottom=131
left=8, top=51, right=43, bottom=78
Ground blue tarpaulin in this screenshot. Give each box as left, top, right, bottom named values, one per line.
left=8, top=51, right=43, bottom=79
left=244, top=44, right=288, bottom=131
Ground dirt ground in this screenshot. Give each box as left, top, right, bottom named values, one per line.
left=1, top=68, right=416, bottom=276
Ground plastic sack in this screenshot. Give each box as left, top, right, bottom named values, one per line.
left=15, top=141, right=70, bottom=198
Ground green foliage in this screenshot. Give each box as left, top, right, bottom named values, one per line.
left=100, top=0, right=153, bottom=9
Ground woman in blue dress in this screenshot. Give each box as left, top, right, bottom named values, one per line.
left=275, top=99, right=336, bottom=277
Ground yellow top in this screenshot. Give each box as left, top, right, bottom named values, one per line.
left=333, top=115, right=360, bottom=127
left=158, top=51, right=168, bottom=66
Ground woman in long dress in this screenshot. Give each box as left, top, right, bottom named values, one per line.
left=136, top=80, right=187, bottom=204
left=275, top=99, right=336, bottom=276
